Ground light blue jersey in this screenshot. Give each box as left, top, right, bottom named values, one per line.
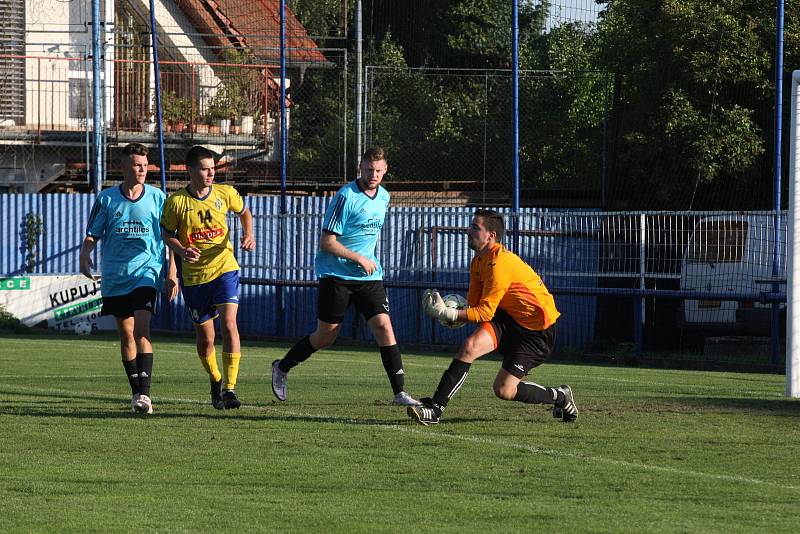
left=86, top=184, right=167, bottom=297
left=315, top=180, right=389, bottom=281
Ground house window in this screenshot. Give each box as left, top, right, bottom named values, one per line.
left=114, top=5, right=152, bottom=129
left=69, top=79, right=89, bottom=120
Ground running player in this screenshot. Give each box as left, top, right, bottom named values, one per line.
left=271, top=147, right=420, bottom=407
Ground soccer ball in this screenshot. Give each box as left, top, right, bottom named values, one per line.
left=439, top=293, right=468, bottom=329
left=74, top=321, right=92, bottom=336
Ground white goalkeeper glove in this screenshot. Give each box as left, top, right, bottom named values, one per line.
left=422, top=289, right=458, bottom=323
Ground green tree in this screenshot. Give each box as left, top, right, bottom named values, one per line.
left=596, top=0, right=796, bottom=209
left=288, top=0, right=348, bottom=38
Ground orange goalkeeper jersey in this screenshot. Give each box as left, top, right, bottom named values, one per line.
left=464, top=243, right=560, bottom=330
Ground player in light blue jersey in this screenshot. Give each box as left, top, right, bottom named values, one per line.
left=79, top=143, right=179, bottom=415
left=314, top=179, right=389, bottom=281
left=271, top=147, right=420, bottom=407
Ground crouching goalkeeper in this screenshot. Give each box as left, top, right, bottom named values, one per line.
left=408, top=209, right=578, bottom=425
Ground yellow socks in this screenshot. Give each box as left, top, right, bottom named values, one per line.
left=198, top=349, right=241, bottom=389
left=222, top=351, right=241, bottom=391
left=199, top=350, right=222, bottom=383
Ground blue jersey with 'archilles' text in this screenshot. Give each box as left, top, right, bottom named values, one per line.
left=86, top=184, right=166, bottom=297
left=315, top=180, right=389, bottom=281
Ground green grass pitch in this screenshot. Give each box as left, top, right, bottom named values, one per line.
left=1, top=333, right=799, bottom=532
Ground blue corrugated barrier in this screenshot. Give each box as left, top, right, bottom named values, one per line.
left=0, top=194, right=598, bottom=349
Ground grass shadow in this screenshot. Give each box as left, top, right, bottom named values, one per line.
left=678, top=396, right=800, bottom=416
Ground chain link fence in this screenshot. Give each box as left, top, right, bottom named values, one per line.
left=364, top=67, right=611, bottom=206
left=0, top=0, right=347, bottom=194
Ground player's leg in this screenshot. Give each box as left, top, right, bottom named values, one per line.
left=496, top=321, right=576, bottom=422
left=182, top=279, right=224, bottom=408
left=103, top=293, right=140, bottom=413
left=271, top=277, right=347, bottom=401
left=493, top=368, right=576, bottom=421
left=194, top=319, right=223, bottom=409
left=407, top=325, right=495, bottom=425
left=354, top=281, right=419, bottom=405
left=217, top=302, right=242, bottom=409
left=271, top=319, right=340, bottom=401
left=114, top=315, right=140, bottom=412
left=214, top=271, right=243, bottom=409
left=131, top=287, right=157, bottom=414
left=364, top=313, right=419, bottom=406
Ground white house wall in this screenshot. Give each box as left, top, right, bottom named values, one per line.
left=23, top=0, right=221, bottom=128
left=128, top=0, right=222, bottom=106
left=24, top=0, right=89, bottom=128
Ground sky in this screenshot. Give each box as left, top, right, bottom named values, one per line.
left=546, top=0, right=604, bottom=30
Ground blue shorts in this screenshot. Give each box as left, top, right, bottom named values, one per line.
left=181, top=270, right=240, bottom=324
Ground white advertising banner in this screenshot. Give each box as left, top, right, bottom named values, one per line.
left=0, top=275, right=116, bottom=332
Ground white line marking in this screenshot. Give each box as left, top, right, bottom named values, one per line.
left=5, top=382, right=793, bottom=493
left=262, top=406, right=800, bottom=493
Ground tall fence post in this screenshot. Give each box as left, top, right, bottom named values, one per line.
left=90, top=0, right=103, bottom=193
left=772, top=0, right=786, bottom=365
left=148, top=0, right=167, bottom=192
left=635, top=213, right=646, bottom=356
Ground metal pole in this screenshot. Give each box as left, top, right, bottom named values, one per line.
left=787, top=71, right=800, bottom=398
left=278, top=0, right=288, bottom=335
left=511, top=0, right=520, bottom=251
left=148, top=0, right=167, bottom=192
left=772, top=0, right=785, bottom=365
left=343, top=50, right=348, bottom=180
left=355, top=0, right=363, bottom=161
left=638, top=213, right=646, bottom=355
left=280, top=0, right=288, bottom=205
left=91, top=0, right=103, bottom=193
left=602, top=73, right=609, bottom=208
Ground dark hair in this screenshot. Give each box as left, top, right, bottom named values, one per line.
left=474, top=209, right=505, bottom=242
left=361, top=147, right=386, bottom=163
left=121, top=143, right=149, bottom=158
left=185, top=145, right=217, bottom=169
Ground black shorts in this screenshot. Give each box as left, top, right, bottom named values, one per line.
left=101, top=286, right=158, bottom=318
left=484, top=309, right=556, bottom=379
left=318, top=277, right=389, bottom=324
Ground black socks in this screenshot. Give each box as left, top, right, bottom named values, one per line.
left=380, top=345, right=405, bottom=395
left=279, top=335, right=317, bottom=373
left=432, top=359, right=472, bottom=408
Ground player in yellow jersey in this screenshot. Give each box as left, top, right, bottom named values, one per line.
left=408, top=209, right=578, bottom=425
left=160, top=146, right=255, bottom=409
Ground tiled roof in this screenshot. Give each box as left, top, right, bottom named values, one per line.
left=174, top=0, right=327, bottom=65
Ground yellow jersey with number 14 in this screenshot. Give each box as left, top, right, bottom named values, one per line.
left=160, top=184, right=244, bottom=286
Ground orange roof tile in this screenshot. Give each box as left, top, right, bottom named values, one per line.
left=174, top=0, right=327, bottom=65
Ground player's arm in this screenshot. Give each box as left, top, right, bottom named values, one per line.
left=465, top=260, right=510, bottom=323
left=161, top=229, right=200, bottom=263
left=466, top=257, right=482, bottom=309
left=238, top=207, right=255, bottom=251
left=421, top=290, right=461, bottom=324
left=226, top=186, right=254, bottom=251
left=80, top=197, right=106, bottom=279
left=78, top=236, right=99, bottom=280
left=430, top=258, right=498, bottom=324
left=319, top=231, right=377, bottom=275
left=160, top=197, right=200, bottom=263
left=163, top=249, right=179, bottom=300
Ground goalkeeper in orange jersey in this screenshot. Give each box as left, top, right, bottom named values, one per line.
left=408, top=209, right=577, bottom=425
left=160, top=145, right=255, bottom=410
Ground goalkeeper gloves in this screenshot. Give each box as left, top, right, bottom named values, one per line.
left=421, top=289, right=459, bottom=323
